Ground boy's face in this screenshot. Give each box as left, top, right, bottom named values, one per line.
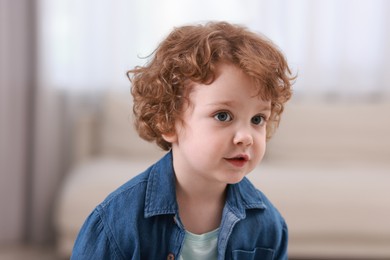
left=164, top=63, right=271, bottom=186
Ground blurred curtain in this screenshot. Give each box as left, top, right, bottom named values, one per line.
left=38, top=0, right=390, bottom=97
left=0, top=0, right=65, bottom=245
left=0, top=0, right=35, bottom=244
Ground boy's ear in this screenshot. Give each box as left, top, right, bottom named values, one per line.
left=162, top=132, right=177, bottom=143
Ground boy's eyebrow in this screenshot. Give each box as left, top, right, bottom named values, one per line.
left=206, top=100, right=272, bottom=111
left=206, top=100, right=236, bottom=107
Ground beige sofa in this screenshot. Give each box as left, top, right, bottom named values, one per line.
left=54, top=91, right=390, bottom=259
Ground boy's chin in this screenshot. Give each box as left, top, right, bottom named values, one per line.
left=226, top=176, right=246, bottom=185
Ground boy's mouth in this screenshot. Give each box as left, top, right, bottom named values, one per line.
left=224, top=154, right=249, bottom=167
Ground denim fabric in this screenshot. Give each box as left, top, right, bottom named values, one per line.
left=71, top=152, right=288, bottom=260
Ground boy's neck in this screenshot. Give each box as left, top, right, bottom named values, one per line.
left=175, top=176, right=227, bottom=234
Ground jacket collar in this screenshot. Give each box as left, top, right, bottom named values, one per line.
left=144, top=151, right=266, bottom=219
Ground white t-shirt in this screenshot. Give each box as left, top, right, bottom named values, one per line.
left=179, top=228, right=219, bottom=260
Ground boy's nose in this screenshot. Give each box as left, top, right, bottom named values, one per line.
left=233, top=131, right=253, bottom=146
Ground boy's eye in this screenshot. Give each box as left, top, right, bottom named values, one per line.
left=214, top=112, right=232, bottom=122
left=251, top=115, right=265, bottom=125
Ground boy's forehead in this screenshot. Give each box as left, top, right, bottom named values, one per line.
left=190, top=83, right=271, bottom=108
left=185, top=62, right=272, bottom=104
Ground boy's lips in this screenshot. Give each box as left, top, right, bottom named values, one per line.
left=224, top=154, right=250, bottom=167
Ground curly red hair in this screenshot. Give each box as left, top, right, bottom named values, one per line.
left=127, top=21, right=295, bottom=151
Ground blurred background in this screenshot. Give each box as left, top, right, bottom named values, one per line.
left=1, top=0, right=389, bottom=259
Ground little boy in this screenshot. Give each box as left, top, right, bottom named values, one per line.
left=72, top=21, right=294, bottom=260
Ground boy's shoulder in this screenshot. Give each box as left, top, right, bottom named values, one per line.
left=95, top=152, right=175, bottom=216
left=98, top=168, right=151, bottom=212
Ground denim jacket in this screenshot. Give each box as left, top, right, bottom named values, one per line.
left=71, top=152, right=288, bottom=260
